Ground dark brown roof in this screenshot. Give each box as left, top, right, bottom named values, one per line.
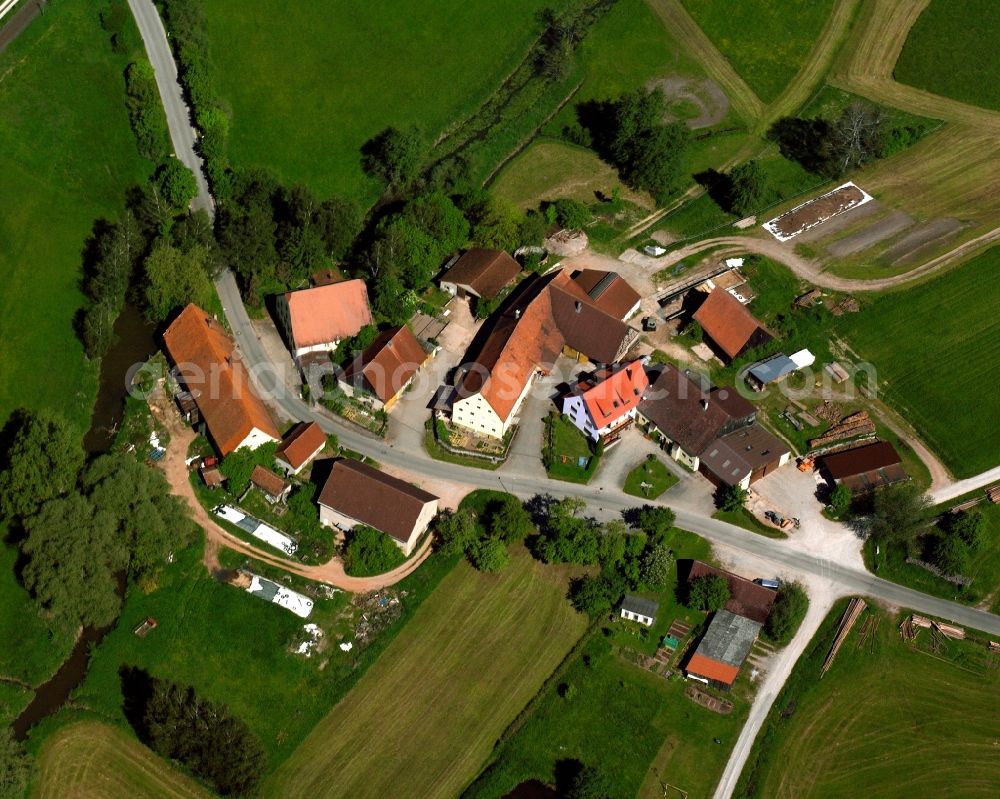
left=549, top=277, right=636, bottom=364
left=639, top=365, right=738, bottom=455
left=719, top=425, right=789, bottom=471
left=251, top=464, right=290, bottom=498
left=687, top=561, right=775, bottom=624
left=343, top=325, right=428, bottom=403
left=318, top=459, right=438, bottom=545
left=822, top=442, right=902, bottom=478
left=693, top=290, right=771, bottom=360
left=569, top=269, right=641, bottom=320
left=444, top=249, right=521, bottom=299
left=276, top=422, right=327, bottom=471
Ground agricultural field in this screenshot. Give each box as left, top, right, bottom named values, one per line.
left=202, top=0, right=565, bottom=203
left=679, top=0, right=836, bottom=103
left=0, top=0, right=151, bottom=432
left=31, top=720, right=211, bottom=799
left=736, top=604, right=1000, bottom=798
left=837, top=248, right=1000, bottom=478
left=894, top=0, right=1000, bottom=112
left=264, top=550, right=588, bottom=799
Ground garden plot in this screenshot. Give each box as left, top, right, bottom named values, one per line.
left=763, top=182, right=873, bottom=242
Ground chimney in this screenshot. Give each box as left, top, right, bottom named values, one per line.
left=700, top=399, right=709, bottom=411
left=514, top=309, right=521, bottom=319
left=575, top=301, right=582, bottom=313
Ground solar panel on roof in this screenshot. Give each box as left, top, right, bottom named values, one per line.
left=587, top=272, right=618, bottom=300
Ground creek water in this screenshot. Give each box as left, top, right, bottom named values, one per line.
left=12, top=304, right=158, bottom=739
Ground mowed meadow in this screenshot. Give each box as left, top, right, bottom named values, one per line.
left=838, top=250, right=1000, bottom=478
left=201, top=0, right=566, bottom=202
left=264, top=550, right=588, bottom=799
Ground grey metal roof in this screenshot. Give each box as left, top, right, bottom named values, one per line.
left=621, top=594, right=660, bottom=619
left=695, top=609, right=762, bottom=667
left=749, top=354, right=796, bottom=385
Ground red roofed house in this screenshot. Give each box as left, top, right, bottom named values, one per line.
left=562, top=360, right=649, bottom=443
left=318, top=459, right=439, bottom=556
left=250, top=464, right=292, bottom=505
left=162, top=304, right=281, bottom=456
left=340, top=325, right=431, bottom=411
left=693, top=288, right=772, bottom=362
left=275, top=421, right=327, bottom=475
left=275, top=279, right=373, bottom=360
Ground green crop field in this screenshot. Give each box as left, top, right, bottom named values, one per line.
left=680, top=0, right=835, bottom=103
left=895, top=0, right=1000, bottom=112
left=265, top=550, right=588, bottom=799
left=202, top=0, right=564, bottom=203
left=837, top=249, right=1000, bottom=478
left=736, top=605, right=1000, bottom=798
left=32, top=720, right=211, bottom=799
left=0, top=1, right=151, bottom=432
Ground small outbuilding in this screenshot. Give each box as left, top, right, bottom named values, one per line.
left=620, top=594, right=659, bottom=627
left=440, top=248, right=521, bottom=300
left=250, top=465, right=292, bottom=505
left=693, top=289, right=772, bottom=362
left=820, top=441, right=908, bottom=494
left=276, top=421, right=327, bottom=475
left=685, top=609, right=762, bottom=691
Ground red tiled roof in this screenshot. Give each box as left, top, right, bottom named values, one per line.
left=318, top=459, right=438, bottom=545
left=343, top=326, right=428, bottom=403
left=284, top=280, right=372, bottom=349
left=693, top=289, right=769, bottom=360
left=443, top=249, right=520, bottom=299
left=576, top=360, right=649, bottom=427
left=686, top=652, right=740, bottom=685
left=569, top=269, right=641, bottom=320
left=251, top=464, right=290, bottom=498
left=276, top=422, right=327, bottom=471
left=687, top=561, right=776, bottom=624
left=162, top=304, right=280, bottom=456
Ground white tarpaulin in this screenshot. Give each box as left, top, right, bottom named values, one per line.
left=252, top=523, right=297, bottom=555
left=789, top=349, right=816, bottom=368
left=214, top=505, right=245, bottom=525
left=247, top=574, right=314, bottom=618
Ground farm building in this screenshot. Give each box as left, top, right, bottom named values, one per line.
left=275, top=279, right=373, bottom=360
left=637, top=365, right=788, bottom=487
left=693, top=288, right=772, bottom=362
left=686, top=561, right=776, bottom=624
left=746, top=349, right=815, bottom=390
left=317, top=458, right=438, bottom=556
left=567, top=269, right=641, bottom=321
left=275, top=421, right=327, bottom=475
left=440, top=248, right=520, bottom=300
left=820, top=442, right=908, bottom=494
left=250, top=465, right=292, bottom=505
left=685, top=610, right=762, bottom=690
left=162, top=304, right=281, bottom=456
left=561, top=360, right=649, bottom=443
left=620, top=595, right=659, bottom=627
left=339, top=325, right=432, bottom=411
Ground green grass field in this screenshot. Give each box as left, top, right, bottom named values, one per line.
left=838, top=249, right=1000, bottom=478
left=202, top=0, right=563, bottom=203
left=736, top=604, right=1000, bottom=798
left=680, top=0, right=835, bottom=103
left=264, top=550, right=588, bottom=799
left=623, top=455, right=678, bottom=500
left=895, top=0, right=1000, bottom=112
left=545, top=413, right=599, bottom=483
left=0, top=1, right=152, bottom=433
left=31, top=720, right=211, bottom=799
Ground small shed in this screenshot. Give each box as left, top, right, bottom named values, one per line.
left=250, top=465, right=292, bottom=505
left=620, top=594, right=660, bottom=627
left=201, top=464, right=224, bottom=489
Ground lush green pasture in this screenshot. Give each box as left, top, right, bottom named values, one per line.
left=202, top=0, right=563, bottom=202
left=31, top=720, right=211, bottom=799
left=623, top=455, right=678, bottom=499
left=265, top=550, right=588, bottom=799
left=680, top=0, right=835, bottom=103
left=838, top=249, right=1000, bottom=477
left=895, top=0, right=1000, bottom=112
left=736, top=604, right=1000, bottom=798
left=0, top=1, right=151, bottom=431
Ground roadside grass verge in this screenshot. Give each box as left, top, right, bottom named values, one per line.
left=894, top=0, right=1000, bottom=112
left=713, top=508, right=788, bottom=540
left=837, top=247, right=1000, bottom=478
left=679, top=0, right=836, bottom=103
left=623, top=455, right=679, bottom=500
left=31, top=720, right=212, bottom=799
left=265, top=549, right=588, bottom=799
left=735, top=602, right=1000, bottom=798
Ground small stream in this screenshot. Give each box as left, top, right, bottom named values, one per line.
left=12, top=304, right=158, bottom=739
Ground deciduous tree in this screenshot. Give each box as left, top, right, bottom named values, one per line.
left=688, top=574, right=730, bottom=612
left=143, top=243, right=214, bottom=321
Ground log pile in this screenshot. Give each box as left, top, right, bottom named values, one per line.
left=809, top=411, right=876, bottom=448
left=821, top=598, right=866, bottom=676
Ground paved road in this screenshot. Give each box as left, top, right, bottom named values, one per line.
left=930, top=465, right=1000, bottom=505
left=127, top=0, right=214, bottom=217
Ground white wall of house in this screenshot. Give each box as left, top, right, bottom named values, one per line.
left=235, top=427, right=280, bottom=452
left=452, top=371, right=534, bottom=439
left=621, top=298, right=641, bottom=321
left=440, top=280, right=478, bottom=298
left=275, top=443, right=325, bottom=476
left=318, top=499, right=437, bottom=557
left=563, top=395, right=637, bottom=442
left=293, top=340, right=339, bottom=359
left=620, top=608, right=654, bottom=626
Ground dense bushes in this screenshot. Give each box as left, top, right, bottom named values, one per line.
left=763, top=582, right=808, bottom=644
left=343, top=525, right=406, bottom=576
left=124, top=59, right=169, bottom=159
left=437, top=491, right=532, bottom=573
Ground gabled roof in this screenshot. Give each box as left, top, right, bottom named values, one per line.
left=283, top=279, right=372, bottom=349
left=443, top=249, right=521, bottom=299
left=343, top=325, right=427, bottom=403
left=821, top=442, right=902, bottom=479
left=693, top=289, right=770, bottom=360
left=639, top=365, right=735, bottom=455
left=686, top=652, right=740, bottom=685
left=276, top=421, right=327, bottom=471
left=162, top=304, right=281, bottom=456
left=749, top=354, right=797, bottom=385
left=573, top=360, right=649, bottom=428
left=318, top=459, right=438, bottom=545
left=251, top=465, right=290, bottom=498
left=718, top=424, right=788, bottom=472
left=549, top=274, right=636, bottom=364
left=569, top=269, right=641, bottom=320
left=687, top=561, right=776, bottom=625
left=621, top=594, right=659, bottom=619
left=687, top=609, right=762, bottom=685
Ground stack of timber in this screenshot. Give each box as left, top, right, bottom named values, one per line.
left=808, top=411, right=876, bottom=448
left=821, top=597, right=866, bottom=676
